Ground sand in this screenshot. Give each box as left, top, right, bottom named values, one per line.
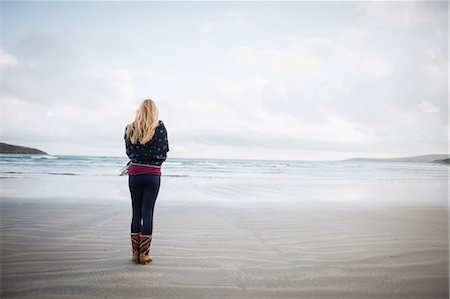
left=1, top=199, right=448, bottom=299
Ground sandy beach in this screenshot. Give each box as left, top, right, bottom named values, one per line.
left=1, top=198, right=448, bottom=299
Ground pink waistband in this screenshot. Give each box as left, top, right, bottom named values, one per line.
left=128, top=164, right=161, bottom=176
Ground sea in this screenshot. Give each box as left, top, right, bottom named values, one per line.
left=0, top=154, right=448, bottom=207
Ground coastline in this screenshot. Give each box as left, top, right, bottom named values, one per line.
left=1, top=199, right=448, bottom=299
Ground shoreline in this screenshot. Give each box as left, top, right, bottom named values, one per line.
left=1, top=199, right=448, bottom=298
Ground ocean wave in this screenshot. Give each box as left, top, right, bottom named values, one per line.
left=48, top=172, right=77, bottom=176
left=2, top=171, right=25, bottom=174
left=1, top=155, right=448, bottom=181
left=30, top=155, right=58, bottom=159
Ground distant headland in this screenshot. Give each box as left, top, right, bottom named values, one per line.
left=432, top=158, right=449, bottom=164
left=0, top=142, right=47, bottom=155
left=342, top=154, right=449, bottom=165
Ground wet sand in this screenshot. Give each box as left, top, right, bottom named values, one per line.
left=1, top=200, right=448, bottom=298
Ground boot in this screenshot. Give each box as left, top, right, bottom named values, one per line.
left=139, top=234, right=153, bottom=264
left=130, top=233, right=140, bottom=262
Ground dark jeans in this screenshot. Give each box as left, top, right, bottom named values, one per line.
left=129, top=174, right=161, bottom=235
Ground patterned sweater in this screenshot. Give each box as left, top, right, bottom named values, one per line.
left=124, top=121, right=169, bottom=166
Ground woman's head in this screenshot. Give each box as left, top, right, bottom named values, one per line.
left=126, top=99, right=159, bottom=144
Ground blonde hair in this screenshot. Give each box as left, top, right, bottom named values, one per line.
left=126, top=99, right=159, bottom=144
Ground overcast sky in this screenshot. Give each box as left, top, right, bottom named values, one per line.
left=1, top=1, right=448, bottom=160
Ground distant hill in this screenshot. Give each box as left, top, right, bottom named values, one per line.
left=432, top=158, right=449, bottom=165
left=0, top=142, right=47, bottom=155
left=343, top=154, right=449, bottom=164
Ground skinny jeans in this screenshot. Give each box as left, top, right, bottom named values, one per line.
left=129, top=174, right=161, bottom=235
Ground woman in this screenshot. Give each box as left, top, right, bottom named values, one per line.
left=124, top=99, right=169, bottom=264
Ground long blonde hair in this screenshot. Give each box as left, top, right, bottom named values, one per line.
left=126, top=99, right=159, bottom=144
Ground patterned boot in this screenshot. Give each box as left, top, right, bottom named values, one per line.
left=130, top=233, right=140, bottom=263
left=139, top=234, right=153, bottom=264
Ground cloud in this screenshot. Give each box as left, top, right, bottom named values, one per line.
left=0, top=49, right=18, bottom=68
left=214, top=14, right=445, bottom=157
left=229, top=37, right=397, bottom=125
left=110, top=68, right=136, bottom=105
left=4, top=39, right=189, bottom=153
left=361, top=58, right=393, bottom=78
left=3, top=91, right=136, bottom=155
left=2, top=2, right=447, bottom=159
left=198, top=12, right=254, bottom=35
left=4, top=32, right=113, bottom=108
left=419, top=99, right=439, bottom=115
left=355, top=2, right=447, bottom=29
left=199, top=21, right=215, bottom=34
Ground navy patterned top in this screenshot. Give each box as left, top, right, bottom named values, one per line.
left=124, top=120, right=169, bottom=166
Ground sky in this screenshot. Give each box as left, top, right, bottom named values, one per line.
left=1, top=1, right=448, bottom=160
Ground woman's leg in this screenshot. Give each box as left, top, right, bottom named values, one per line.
left=138, top=174, right=160, bottom=264
left=129, top=175, right=144, bottom=233
left=141, top=175, right=161, bottom=235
